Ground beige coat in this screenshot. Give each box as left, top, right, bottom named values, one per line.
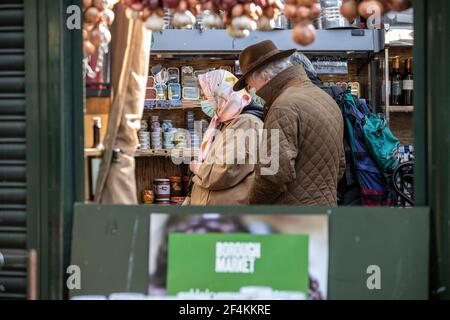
left=249, top=65, right=345, bottom=206
left=191, top=113, right=263, bottom=205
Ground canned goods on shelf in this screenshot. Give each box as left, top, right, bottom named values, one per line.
left=154, top=179, right=171, bottom=200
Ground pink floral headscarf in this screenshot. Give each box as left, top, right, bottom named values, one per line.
left=197, top=70, right=251, bottom=161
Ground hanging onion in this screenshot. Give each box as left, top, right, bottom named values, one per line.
left=117, top=0, right=412, bottom=44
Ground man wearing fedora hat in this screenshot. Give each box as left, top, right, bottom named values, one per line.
left=235, top=40, right=345, bottom=206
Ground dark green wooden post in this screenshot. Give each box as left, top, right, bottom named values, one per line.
left=24, top=0, right=84, bottom=299
left=428, top=0, right=450, bottom=300
left=414, top=0, right=450, bottom=299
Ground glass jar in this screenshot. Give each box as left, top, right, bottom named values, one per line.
left=154, top=179, right=171, bottom=200
left=169, top=177, right=183, bottom=197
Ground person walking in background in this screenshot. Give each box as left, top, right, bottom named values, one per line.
left=185, top=70, right=264, bottom=205
left=233, top=40, right=345, bottom=206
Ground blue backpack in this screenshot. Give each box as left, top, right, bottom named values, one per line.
left=337, top=90, right=398, bottom=206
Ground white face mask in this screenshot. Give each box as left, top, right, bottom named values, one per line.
left=200, top=99, right=216, bottom=118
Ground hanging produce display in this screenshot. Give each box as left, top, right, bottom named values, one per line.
left=114, top=0, right=413, bottom=47
left=83, top=0, right=119, bottom=57
left=340, top=0, right=412, bottom=21
left=284, top=0, right=321, bottom=46
left=83, top=0, right=120, bottom=84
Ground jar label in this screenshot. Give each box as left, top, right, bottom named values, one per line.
left=155, top=185, right=170, bottom=195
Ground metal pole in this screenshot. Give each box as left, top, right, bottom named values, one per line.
left=27, top=250, right=38, bottom=300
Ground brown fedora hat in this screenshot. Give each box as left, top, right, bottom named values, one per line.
left=233, top=40, right=296, bottom=91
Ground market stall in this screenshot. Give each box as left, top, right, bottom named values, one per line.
left=83, top=1, right=415, bottom=207
left=4, top=0, right=450, bottom=302
left=69, top=0, right=429, bottom=301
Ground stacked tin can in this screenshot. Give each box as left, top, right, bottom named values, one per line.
left=191, top=133, right=201, bottom=150
left=162, top=120, right=175, bottom=149
left=150, top=116, right=162, bottom=150
left=173, top=130, right=188, bottom=149
left=184, top=110, right=199, bottom=149
left=138, top=120, right=150, bottom=150
left=185, top=110, right=195, bottom=149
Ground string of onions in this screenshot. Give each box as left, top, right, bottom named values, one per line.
left=83, top=0, right=119, bottom=56
left=118, top=0, right=413, bottom=46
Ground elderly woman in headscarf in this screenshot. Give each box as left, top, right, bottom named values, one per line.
left=185, top=70, right=264, bottom=205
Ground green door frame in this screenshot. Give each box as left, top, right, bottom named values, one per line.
left=22, top=0, right=449, bottom=299
left=24, top=0, right=84, bottom=300
left=414, top=0, right=450, bottom=300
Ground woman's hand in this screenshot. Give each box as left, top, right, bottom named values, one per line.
left=182, top=196, right=191, bottom=206
left=190, top=160, right=201, bottom=176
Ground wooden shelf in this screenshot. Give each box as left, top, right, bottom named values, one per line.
left=389, top=106, right=414, bottom=113
left=150, top=105, right=201, bottom=110
left=144, top=100, right=201, bottom=111
left=135, top=148, right=199, bottom=158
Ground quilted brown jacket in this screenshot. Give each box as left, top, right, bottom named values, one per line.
left=248, top=65, right=345, bottom=206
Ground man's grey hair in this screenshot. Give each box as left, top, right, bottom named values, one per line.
left=290, top=52, right=317, bottom=78
left=248, top=56, right=293, bottom=84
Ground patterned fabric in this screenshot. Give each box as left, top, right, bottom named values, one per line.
left=198, top=70, right=251, bottom=162
left=249, top=65, right=345, bottom=206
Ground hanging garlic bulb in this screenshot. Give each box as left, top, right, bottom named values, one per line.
left=172, top=10, right=196, bottom=28
left=145, top=12, right=165, bottom=31
left=231, top=16, right=256, bottom=31
left=257, top=15, right=275, bottom=31
left=95, top=7, right=112, bottom=73
left=202, top=10, right=223, bottom=29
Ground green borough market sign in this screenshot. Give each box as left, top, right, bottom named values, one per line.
left=167, top=233, right=310, bottom=296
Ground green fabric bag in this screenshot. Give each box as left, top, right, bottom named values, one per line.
left=362, top=113, right=400, bottom=174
